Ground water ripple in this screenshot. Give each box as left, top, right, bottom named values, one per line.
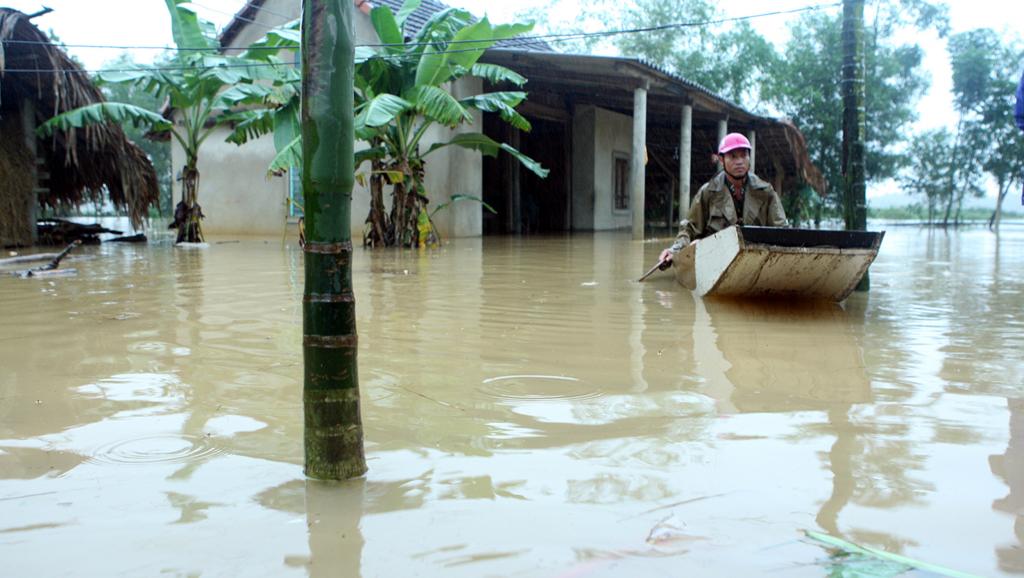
left=478, top=374, right=602, bottom=401
left=84, top=433, right=224, bottom=466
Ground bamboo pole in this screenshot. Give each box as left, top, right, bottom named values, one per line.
left=842, top=0, right=869, bottom=291
left=301, top=0, right=367, bottom=480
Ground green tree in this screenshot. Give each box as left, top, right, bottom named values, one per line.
left=353, top=1, right=548, bottom=247
left=615, top=0, right=779, bottom=107
left=518, top=0, right=779, bottom=108
left=301, top=0, right=366, bottom=480
left=945, top=29, right=1024, bottom=230
left=981, top=55, right=1024, bottom=230
left=764, top=3, right=940, bottom=219
left=38, top=0, right=296, bottom=243
left=943, top=29, right=1001, bottom=225
left=898, top=128, right=954, bottom=223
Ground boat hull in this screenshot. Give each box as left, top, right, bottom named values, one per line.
left=675, top=226, right=884, bottom=301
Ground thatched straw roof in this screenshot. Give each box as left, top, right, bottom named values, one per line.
left=0, top=7, right=158, bottom=231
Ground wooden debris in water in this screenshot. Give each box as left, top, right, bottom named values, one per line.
left=9, top=240, right=80, bottom=278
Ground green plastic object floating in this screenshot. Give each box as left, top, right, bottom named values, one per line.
left=805, top=531, right=983, bottom=578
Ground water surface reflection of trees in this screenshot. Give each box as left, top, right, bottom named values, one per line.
left=690, top=295, right=935, bottom=550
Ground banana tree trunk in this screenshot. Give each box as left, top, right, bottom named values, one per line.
left=841, top=0, right=868, bottom=289
left=365, top=161, right=389, bottom=247
left=176, top=160, right=204, bottom=244
left=301, top=0, right=366, bottom=480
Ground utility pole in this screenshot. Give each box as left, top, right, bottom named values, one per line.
left=841, top=0, right=869, bottom=290
left=301, top=0, right=367, bottom=479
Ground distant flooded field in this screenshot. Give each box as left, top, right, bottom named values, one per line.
left=2, top=223, right=1023, bottom=577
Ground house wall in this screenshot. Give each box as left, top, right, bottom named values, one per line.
left=571, top=106, right=596, bottom=231
left=170, top=128, right=289, bottom=237
left=182, top=2, right=484, bottom=239
left=571, top=105, right=634, bottom=231
left=593, top=107, right=634, bottom=231
left=431, top=77, right=483, bottom=239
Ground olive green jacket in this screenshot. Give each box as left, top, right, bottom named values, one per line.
left=669, top=171, right=788, bottom=252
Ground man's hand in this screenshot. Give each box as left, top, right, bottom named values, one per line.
left=658, top=248, right=674, bottom=264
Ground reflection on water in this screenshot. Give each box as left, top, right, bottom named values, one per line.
left=1, top=225, right=1023, bottom=576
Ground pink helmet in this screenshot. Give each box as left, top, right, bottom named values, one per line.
left=718, top=132, right=751, bottom=155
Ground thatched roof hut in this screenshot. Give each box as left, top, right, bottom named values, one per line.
left=0, top=7, right=158, bottom=246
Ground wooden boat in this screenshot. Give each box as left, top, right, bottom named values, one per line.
left=674, top=226, right=884, bottom=301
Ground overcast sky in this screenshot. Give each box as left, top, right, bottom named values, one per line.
left=5, top=0, right=1022, bottom=197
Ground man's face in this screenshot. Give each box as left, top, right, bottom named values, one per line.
left=722, top=149, right=750, bottom=179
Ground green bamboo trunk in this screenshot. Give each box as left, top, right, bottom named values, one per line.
left=301, top=0, right=366, bottom=479
left=841, top=0, right=868, bottom=291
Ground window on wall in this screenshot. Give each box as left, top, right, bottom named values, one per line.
left=614, top=154, right=630, bottom=211
left=287, top=50, right=304, bottom=219
left=289, top=167, right=304, bottom=218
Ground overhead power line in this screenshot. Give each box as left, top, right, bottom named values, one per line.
left=0, top=2, right=840, bottom=75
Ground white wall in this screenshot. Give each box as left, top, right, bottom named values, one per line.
left=571, top=105, right=634, bottom=231
left=572, top=105, right=596, bottom=230
left=170, top=127, right=289, bottom=237
left=593, top=107, right=634, bottom=231
left=431, top=77, right=484, bottom=239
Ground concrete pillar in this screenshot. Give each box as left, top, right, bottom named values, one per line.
left=716, top=119, right=728, bottom=173
left=747, top=129, right=757, bottom=174
left=630, top=81, right=648, bottom=240
left=679, top=104, right=693, bottom=213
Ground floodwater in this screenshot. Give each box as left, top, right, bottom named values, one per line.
left=2, top=223, right=1023, bottom=578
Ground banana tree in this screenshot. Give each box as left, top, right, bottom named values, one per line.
left=353, top=0, right=549, bottom=247
left=38, top=0, right=296, bottom=243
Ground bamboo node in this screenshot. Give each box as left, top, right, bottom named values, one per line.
left=304, top=292, right=355, bottom=303
left=304, top=241, right=353, bottom=254
left=304, top=334, right=358, bottom=348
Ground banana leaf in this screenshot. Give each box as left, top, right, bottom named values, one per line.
left=370, top=6, right=403, bottom=52
left=460, top=92, right=530, bottom=131
left=423, top=133, right=548, bottom=178
left=408, top=85, right=471, bottom=127
left=805, top=531, right=983, bottom=578
left=37, top=102, right=172, bottom=136
left=393, top=0, right=422, bottom=32
left=355, top=93, right=413, bottom=128
left=268, top=135, right=301, bottom=176
left=429, top=194, right=497, bottom=217
left=469, top=63, right=527, bottom=87
left=164, top=0, right=217, bottom=51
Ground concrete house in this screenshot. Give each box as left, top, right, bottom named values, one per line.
left=182, top=0, right=822, bottom=240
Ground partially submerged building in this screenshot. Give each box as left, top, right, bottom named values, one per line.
left=191, top=0, right=822, bottom=240
left=0, top=7, right=159, bottom=247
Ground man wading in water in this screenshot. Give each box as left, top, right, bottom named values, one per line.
left=658, top=133, right=788, bottom=265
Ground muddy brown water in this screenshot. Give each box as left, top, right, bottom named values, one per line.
left=2, top=224, right=1023, bottom=577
